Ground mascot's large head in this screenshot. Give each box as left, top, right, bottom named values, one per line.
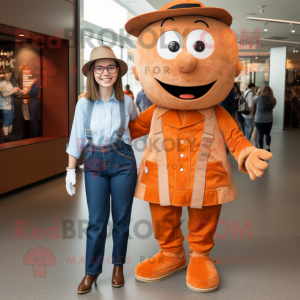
left=125, top=0, right=241, bottom=110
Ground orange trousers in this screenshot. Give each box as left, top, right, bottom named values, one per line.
left=149, top=203, right=222, bottom=254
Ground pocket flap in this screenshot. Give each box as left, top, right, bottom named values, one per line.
left=144, top=160, right=158, bottom=171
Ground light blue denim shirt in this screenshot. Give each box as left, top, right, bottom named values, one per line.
left=66, top=90, right=138, bottom=159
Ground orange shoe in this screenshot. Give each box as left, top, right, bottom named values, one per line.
left=135, top=250, right=187, bottom=283
left=186, top=256, right=219, bottom=293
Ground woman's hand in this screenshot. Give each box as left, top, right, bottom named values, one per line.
left=66, top=168, right=76, bottom=196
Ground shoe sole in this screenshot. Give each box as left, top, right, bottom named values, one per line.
left=112, top=282, right=124, bottom=288
left=135, top=264, right=187, bottom=283
left=77, top=288, right=91, bottom=294
left=186, top=282, right=219, bottom=293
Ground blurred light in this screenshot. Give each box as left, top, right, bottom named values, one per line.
left=290, top=24, right=296, bottom=33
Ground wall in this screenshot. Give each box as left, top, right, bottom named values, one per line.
left=269, top=47, right=287, bottom=130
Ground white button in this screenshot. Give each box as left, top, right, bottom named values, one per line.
left=180, top=140, right=184, bottom=144
left=180, top=168, right=184, bottom=172
left=180, top=154, right=184, bottom=157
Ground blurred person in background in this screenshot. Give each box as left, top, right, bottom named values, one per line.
left=253, top=86, right=277, bottom=152
left=0, top=69, right=23, bottom=137
left=241, top=83, right=256, bottom=141
left=23, top=75, right=41, bottom=137
left=135, top=88, right=153, bottom=113
left=219, top=87, right=235, bottom=117
left=124, top=84, right=134, bottom=100
left=233, top=82, right=245, bottom=133
left=251, top=88, right=262, bottom=147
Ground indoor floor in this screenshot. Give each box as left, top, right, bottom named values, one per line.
left=1, top=129, right=300, bottom=300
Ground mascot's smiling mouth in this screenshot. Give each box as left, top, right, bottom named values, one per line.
left=155, top=78, right=217, bottom=99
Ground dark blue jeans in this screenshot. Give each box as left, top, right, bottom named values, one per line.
left=29, top=98, right=41, bottom=137
left=237, top=111, right=245, bottom=134
left=0, top=109, right=13, bottom=127
left=83, top=139, right=137, bottom=275
left=255, top=122, right=273, bottom=149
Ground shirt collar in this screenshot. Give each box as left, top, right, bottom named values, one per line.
left=96, top=88, right=118, bottom=103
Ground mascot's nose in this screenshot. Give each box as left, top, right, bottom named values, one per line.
left=174, top=51, right=197, bottom=73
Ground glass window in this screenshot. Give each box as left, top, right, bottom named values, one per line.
left=236, top=58, right=270, bottom=93
left=84, top=0, right=127, bottom=34
left=0, top=28, right=68, bottom=147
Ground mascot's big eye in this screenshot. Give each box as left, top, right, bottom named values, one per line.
left=168, top=41, right=180, bottom=52
left=157, top=31, right=183, bottom=59
left=186, top=29, right=214, bottom=59
left=193, top=41, right=205, bottom=52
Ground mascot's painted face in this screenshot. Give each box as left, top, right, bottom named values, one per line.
left=134, top=15, right=240, bottom=110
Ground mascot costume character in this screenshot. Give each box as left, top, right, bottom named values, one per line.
left=125, top=0, right=273, bottom=293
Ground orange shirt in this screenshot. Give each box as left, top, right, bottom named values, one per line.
left=124, top=90, right=134, bottom=100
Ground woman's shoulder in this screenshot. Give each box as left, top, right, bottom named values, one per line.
left=76, top=96, right=89, bottom=113
left=124, top=94, right=134, bottom=105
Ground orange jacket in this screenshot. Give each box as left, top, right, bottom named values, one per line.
left=129, top=105, right=255, bottom=207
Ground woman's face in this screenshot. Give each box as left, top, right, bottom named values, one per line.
left=4, top=72, right=11, bottom=81
left=93, top=58, right=119, bottom=88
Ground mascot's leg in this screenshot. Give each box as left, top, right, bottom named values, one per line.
left=186, top=204, right=222, bottom=293
left=135, top=203, right=187, bottom=282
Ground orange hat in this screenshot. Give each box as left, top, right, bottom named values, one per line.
left=125, top=0, right=232, bottom=37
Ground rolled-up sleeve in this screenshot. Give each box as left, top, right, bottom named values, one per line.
left=128, top=95, right=138, bottom=121
left=66, top=98, right=87, bottom=159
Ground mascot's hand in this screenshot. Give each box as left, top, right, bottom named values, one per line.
left=245, top=149, right=273, bottom=180
left=78, top=92, right=87, bottom=100
left=66, top=168, right=76, bottom=196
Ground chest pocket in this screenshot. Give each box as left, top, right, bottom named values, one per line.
left=205, top=161, right=229, bottom=190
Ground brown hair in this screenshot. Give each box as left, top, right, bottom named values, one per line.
left=261, top=86, right=277, bottom=107
left=233, top=82, right=241, bottom=97
left=0, top=69, right=8, bottom=81
left=85, top=60, right=124, bottom=101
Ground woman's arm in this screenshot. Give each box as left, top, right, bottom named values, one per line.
left=1, top=86, right=19, bottom=97
left=66, top=98, right=87, bottom=164
left=68, top=155, right=77, bottom=169
left=128, top=96, right=138, bottom=121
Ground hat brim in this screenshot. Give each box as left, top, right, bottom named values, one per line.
left=125, top=7, right=232, bottom=37
left=82, top=58, right=128, bottom=77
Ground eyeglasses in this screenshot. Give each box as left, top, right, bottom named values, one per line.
left=93, top=65, right=118, bottom=74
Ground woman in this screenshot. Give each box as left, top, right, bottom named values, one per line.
left=0, top=69, right=20, bottom=136
left=123, top=84, right=134, bottom=100
left=251, top=88, right=261, bottom=147
left=233, top=82, right=245, bottom=133
left=253, top=86, right=277, bottom=151
left=65, top=46, right=138, bottom=294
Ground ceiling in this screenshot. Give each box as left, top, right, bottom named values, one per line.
left=118, top=0, right=300, bottom=61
